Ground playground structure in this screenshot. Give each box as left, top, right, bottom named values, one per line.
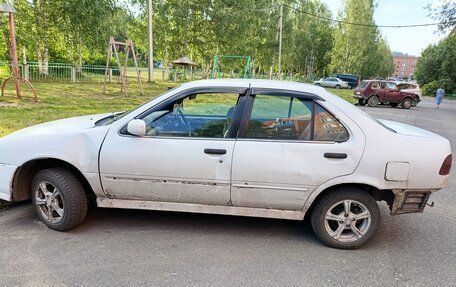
left=103, top=37, right=144, bottom=96
left=0, top=3, right=37, bottom=101
left=210, top=55, right=251, bottom=79
left=171, top=56, right=197, bottom=81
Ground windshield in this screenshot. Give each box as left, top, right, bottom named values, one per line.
left=94, top=86, right=181, bottom=126
left=358, top=81, right=369, bottom=89
left=356, top=108, right=397, bottom=133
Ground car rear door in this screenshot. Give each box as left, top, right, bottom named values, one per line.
left=230, top=90, right=365, bottom=211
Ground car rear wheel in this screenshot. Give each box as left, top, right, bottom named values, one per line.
left=310, top=188, right=380, bottom=249
left=390, top=103, right=398, bottom=107
left=401, top=98, right=412, bottom=109
left=32, top=168, right=88, bottom=231
left=335, top=85, right=341, bottom=89
left=367, top=96, right=379, bottom=107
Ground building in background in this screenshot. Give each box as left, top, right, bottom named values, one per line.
left=392, top=52, right=419, bottom=80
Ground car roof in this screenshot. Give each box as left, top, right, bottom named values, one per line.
left=362, top=79, right=396, bottom=83
left=180, top=79, right=328, bottom=96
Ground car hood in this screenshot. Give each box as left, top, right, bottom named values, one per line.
left=379, top=119, right=443, bottom=139
left=401, top=89, right=421, bottom=97
left=1, top=113, right=113, bottom=140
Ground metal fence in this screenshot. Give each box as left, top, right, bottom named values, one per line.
left=0, top=61, right=307, bottom=83
left=0, top=62, right=210, bottom=83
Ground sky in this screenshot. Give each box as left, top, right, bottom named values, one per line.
left=320, top=0, right=448, bottom=56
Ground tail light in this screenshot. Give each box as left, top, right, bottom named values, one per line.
left=439, top=154, right=452, bottom=175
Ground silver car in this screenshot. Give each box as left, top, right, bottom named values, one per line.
left=313, top=77, right=349, bottom=89
left=0, top=79, right=452, bottom=249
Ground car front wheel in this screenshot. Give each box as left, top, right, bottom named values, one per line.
left=335, top=85, right=341, bottom=89
left=310, top=188, right=380, bottom=249
left=401, top=98, right=412, bottom=109
left=32, top=168, right=88, bottom=231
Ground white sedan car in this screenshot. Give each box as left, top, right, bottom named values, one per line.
left=0, top=79, right=452, bottom=249
left=313, top=77, right=349, bottom=89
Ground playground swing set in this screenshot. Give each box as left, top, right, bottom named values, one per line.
left=0, top=3, right=37, bottom=101
left=210, top=55, right=251, bottom=79
left=102, top=37, right=144, bottom=96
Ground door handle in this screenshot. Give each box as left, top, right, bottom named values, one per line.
left=204, top=148, right=227, bottom=155
left=324, top=153, right=347, bottom=159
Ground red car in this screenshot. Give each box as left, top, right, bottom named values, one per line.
left=353, top=80, right=420, bottom=109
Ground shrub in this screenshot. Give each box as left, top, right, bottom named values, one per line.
left=422, top=79, right=455, bottom=97
left=421, top=81, right=440, bottom=97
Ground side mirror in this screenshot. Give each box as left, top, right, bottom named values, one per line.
left=127, top=119, right=146, bottom=137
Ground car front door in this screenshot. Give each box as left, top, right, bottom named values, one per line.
left=99, top=87, right=246, bottom=206
left=230, top=91, right=365, bottom=211
left=383, top=82, right=400, bottom=101
left=326, top=77, right=337, bottom=88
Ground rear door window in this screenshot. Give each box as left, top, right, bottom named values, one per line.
left=244, top=94, right=349, bottom=142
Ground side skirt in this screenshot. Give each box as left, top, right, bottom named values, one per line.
left=97, top=198, right=305, bottom=220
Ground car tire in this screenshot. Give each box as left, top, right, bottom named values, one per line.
left=411, top=101, right=418, bottom=107
left=367, top=96, right=379, bottom=107
left=335, top=85, right=341, bottom=89
left=358, top=99, right=366, bottom=106
left=315, top=83, right=321, bottom=86
left=31, top=168, right=88, bottom=231
left=401, top=98, right=412, bottom=109
left=310, top=188, right=380, bottom=249
left=390, top=103, right=398, bottom=107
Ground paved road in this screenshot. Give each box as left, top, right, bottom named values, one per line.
left=1, top=97, right=455, bottom=286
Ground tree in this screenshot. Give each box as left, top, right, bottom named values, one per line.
left=427, top=0, right=456, bottom=33
left=328, top=0, right=392, bottom=79
left=274, top=1, right=334, bottom=79
left=414, top=36, right=456, bottom=95
left=375, top=37, right=394, bottom=78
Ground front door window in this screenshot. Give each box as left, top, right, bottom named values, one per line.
left=142, top=93, right=239, bottom=138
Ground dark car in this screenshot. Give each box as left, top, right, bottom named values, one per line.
left=353, top=80, right=420, bottom=109
left=332, top=73, right=360, bottom=89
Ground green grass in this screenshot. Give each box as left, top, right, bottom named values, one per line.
left=0, top=82, right=355, bottom=137
left=327, top=88, right=356, bottom=103
left=0, top=81, right=178, bottom=137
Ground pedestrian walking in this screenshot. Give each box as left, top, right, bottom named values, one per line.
left=435, top=87, right=445, bottom=109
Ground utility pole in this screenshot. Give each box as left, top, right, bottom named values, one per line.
left=278, top=3, right=283, bottom=80
left=147, top=0, right=153, bottom=82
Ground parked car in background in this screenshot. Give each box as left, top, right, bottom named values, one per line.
left=0, top=79, right=451, bottom=249
left=331, top=73, right=360, bottom=89
left=397, top=82, right=421, bottom=107
left=354, top=80, right=420, bottom=109
left=313, top=77, right=349, bottom=89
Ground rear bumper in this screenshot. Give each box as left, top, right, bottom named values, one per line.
left=389, top=189, right=436, bottom=215
left=0, top=163, right=18, bottom=201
